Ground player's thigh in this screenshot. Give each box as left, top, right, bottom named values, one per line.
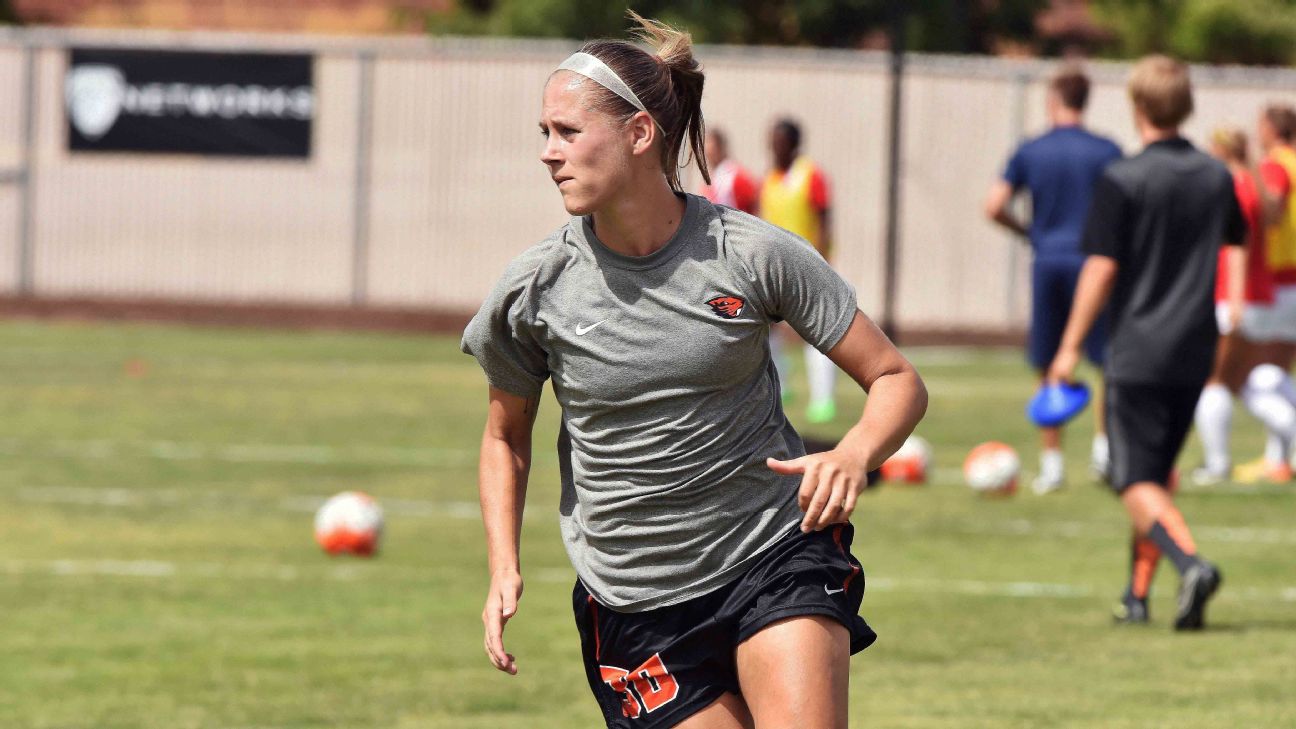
left=673, top=692, right=754, bottom=729
left=735, top=615, right=850, bottom=729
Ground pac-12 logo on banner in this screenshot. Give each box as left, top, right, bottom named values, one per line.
left=65, top=48, right=314, bottom=158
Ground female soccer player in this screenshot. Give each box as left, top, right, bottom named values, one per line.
left=1192, top=126, right=1296, bottom=486
left=461, top=13, right=927, bottom=729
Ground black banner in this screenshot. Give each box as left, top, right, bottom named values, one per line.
left=66, top=48, right=314, bottom=158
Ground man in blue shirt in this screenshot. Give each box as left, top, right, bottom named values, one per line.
left=984, top=64, right=1123, bottom=494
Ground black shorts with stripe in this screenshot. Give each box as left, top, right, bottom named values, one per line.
left=572, top=523, right=876, bottom=729
left=1106, top=380, right=1203, bottom=493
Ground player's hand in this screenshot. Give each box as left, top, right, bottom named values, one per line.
left=1046, top=346, right=1081, bottom=386
left=482, top=568, right=523, bottom=675
left=767, top=449, right=870, bottom=532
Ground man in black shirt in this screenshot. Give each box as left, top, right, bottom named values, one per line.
left=1048, top=55, right=1245, bottom=630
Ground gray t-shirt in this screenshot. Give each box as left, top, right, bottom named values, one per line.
left=461, top=193, right=858, bottom=612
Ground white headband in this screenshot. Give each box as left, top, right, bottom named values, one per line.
left=555, top=51, right=662, bottom=132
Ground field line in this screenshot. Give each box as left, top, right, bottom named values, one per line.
left=5, top=557, right=1294, bottom=604
left=0, top=436, right=484, bottom=467
left=14, top=486, right=1295, bottom=543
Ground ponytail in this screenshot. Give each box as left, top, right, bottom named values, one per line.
left=575, top=13, right=709, bottom=190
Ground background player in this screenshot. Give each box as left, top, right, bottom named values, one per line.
left=760, top=118, right=838, bottom=423
left=1048, top=55, right=1237, bottom=629
left=984, top=63, right=1123, bottom=493
left=699, top=126, right=758, bottom=214
left=1193, top=127, right=1296, bottom=485
left=1234, top=105, right=1296, bottom=482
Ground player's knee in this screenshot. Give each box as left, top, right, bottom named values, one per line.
left=1247, top=363, right=1288, bottom=393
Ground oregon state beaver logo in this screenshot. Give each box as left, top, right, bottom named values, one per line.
left=705, top=295, right=745, bottom=319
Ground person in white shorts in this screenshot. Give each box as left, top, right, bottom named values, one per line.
left=1233, top=106, right=1296, bottom=482
left=1193, top=127, right=1296, bottom=485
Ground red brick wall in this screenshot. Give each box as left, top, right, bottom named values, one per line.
left=13, top=0, right=451, bottom=33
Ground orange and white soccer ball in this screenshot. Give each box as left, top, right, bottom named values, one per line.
left=314, top=491, right=384, bottom=556
left=962, top=442, right=1020, bottom=495
left=880, top=435, right=932, bottom=484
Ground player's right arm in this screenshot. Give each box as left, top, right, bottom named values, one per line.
left=1048, top=255, right=1118, bottom=384
left=1049, top=172, right=1126, bottom=384
left=983, top=179, right=1028, bottom=238
left=478, top=386, right=540, bottom=676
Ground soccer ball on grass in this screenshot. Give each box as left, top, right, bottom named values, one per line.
left=962, top=442, right=1020, bottom=496
left=314, top=491, right=384, bottom=556
left=880, top=435, right=932, bottom=484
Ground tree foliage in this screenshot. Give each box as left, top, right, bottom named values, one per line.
left=425, top=0, right=1045, bottom=53
left=1092, top=0, right=1296, bottom=66
left=0, top=0, right=20, bottom=25
left=428, top=0, right=1296, bottom=67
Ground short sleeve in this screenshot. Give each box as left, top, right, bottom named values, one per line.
left=1260, top=159, right=1291, bottom=198
left=808, top=168, right=830, bottom=212
left=733, top=170, right=759, bottom=215
left=1223, top=178, right=1246, bottom=247
left=1105, top=140, right=1124, bottom=165
left=1081, top=173, right=1128, bottom=260
left=1003, top=145, right=1027, bottom=190
left=460, top=252, right=551, bottom=398
left=751, top=228, right=857, bottom=353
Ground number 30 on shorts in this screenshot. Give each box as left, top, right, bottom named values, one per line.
left=598, top=653, right=680, bottom=718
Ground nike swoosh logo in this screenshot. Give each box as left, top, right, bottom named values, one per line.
left=824, top=585, right=845, bottom=595
left=575, top=320, right=607, bottom=336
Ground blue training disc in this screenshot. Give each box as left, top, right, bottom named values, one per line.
left=1026, top=381, right=1091, bottom=427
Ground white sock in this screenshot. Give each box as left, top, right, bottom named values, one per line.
left=804, top=344, right=836, bottom=406
left=1040, top=448, right=1064, bottom=482
left=1242, top=364, right=1296, bottom=463
left=1194, top=383, right=1233, bottom=474
left=1265, top=433, right=1287, bottom=465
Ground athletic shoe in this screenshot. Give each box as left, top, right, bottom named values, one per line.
left=1232, top=458, right=1292, bottom=484
left=1030, top=471, right=1065, bottom=495
left=806, top=400, right=836, bottom=424
left=1190, top=465, right=1229, bottom=487
left=1174, top=561, right=1222, bottom=631
left=1112, top=597, right=1149, bottom=625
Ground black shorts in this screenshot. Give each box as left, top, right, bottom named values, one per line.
left=1106, top=380, right=1203, bottom=493
left=572, top=523, right=876, bottom=729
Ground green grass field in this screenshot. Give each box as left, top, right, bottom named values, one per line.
left=1, top=320, right=1294, bottom=728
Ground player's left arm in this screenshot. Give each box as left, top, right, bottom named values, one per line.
left=768, top=312, right=927, bottom=531
left=734, top=169, right=759, bottom=215
left=1225, top=244, right=1246, bottom=329
left=1223, top=180, right=1250, bottom=328
left=811, top=168, right=833, bottom=256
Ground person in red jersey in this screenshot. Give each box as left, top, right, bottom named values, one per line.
left=1233, top=106, right=1296, bottom=483
left=699, top=127, right=758, bottom=214
left=1191, top=126, right=1296, bottom=486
